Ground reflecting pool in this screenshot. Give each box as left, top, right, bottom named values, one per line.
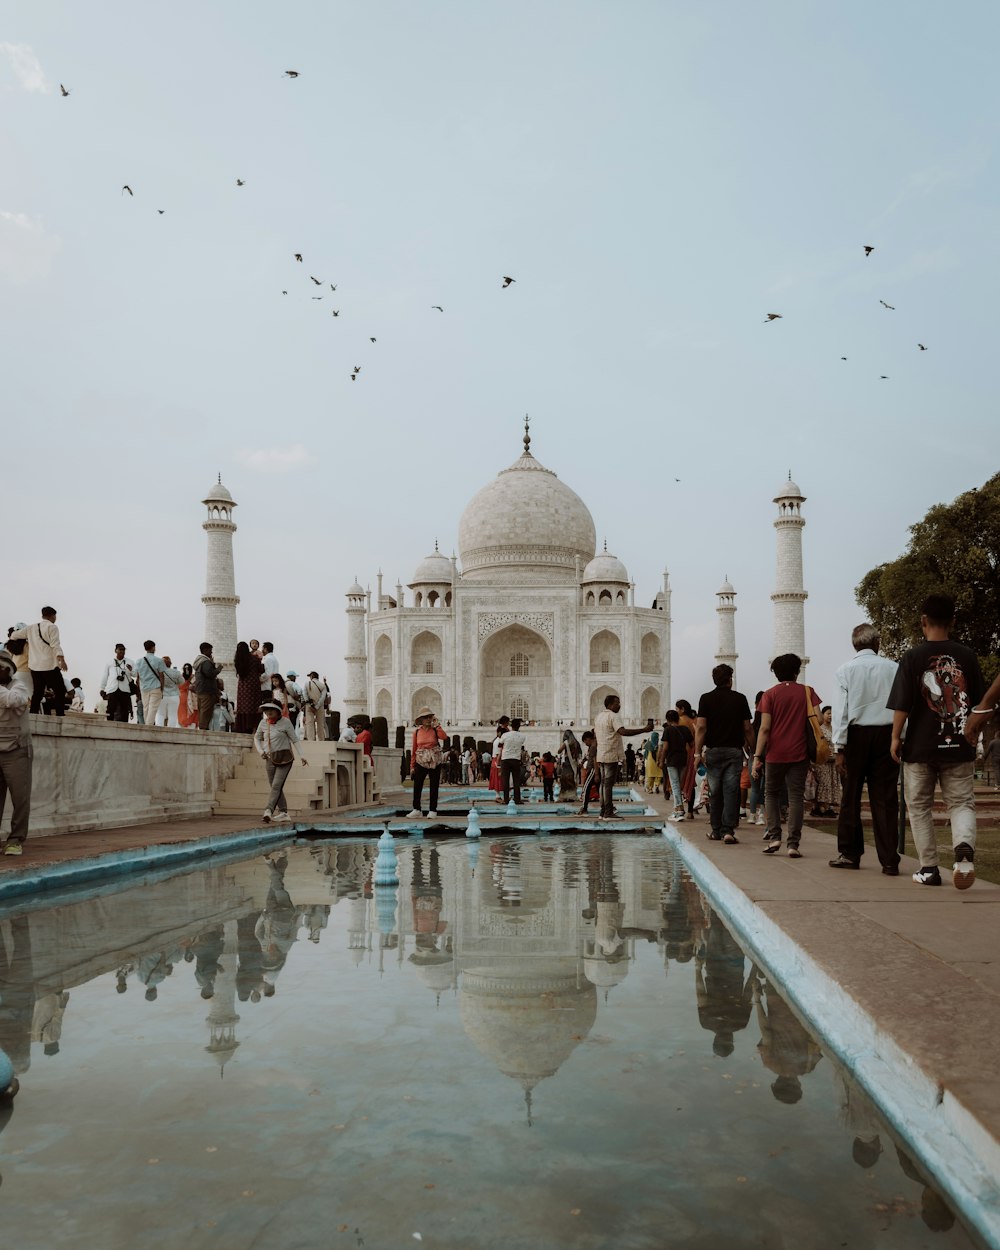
left=0, top=835, right=981, bottom=1249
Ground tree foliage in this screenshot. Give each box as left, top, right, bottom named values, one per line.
left=855, top=472, right=1000, bottom=678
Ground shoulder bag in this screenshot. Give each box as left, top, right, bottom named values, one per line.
left=804, top=686, right=831, bottom=766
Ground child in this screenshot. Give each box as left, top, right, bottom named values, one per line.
left=539, top=751, right=557, bottom=802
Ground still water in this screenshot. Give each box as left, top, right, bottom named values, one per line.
left=0, top=835, right=980, bottom=1250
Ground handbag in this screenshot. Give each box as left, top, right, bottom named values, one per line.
left=414, top=726, right=443, bottom=770
left=269, top=748, right=294, bottom=766
left=804, top=686, right=831, bottom=766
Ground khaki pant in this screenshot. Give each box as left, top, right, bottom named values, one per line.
left=903, top=759, right=976, bottom=867
left=197, top=692, right=217, bottom=731
left=303, top=705, right=327, bottom=740
left=0, top=741, right=32, bottom=844
left=142, top=688, right=163, bottom=727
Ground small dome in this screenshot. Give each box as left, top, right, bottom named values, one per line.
left=717, top=578, right=735, bottom=595
left=410, top=549, right=453, bottom=586
left=582, top=552, right=629, bottom=584
left=347, top=580, right=365, bottom=596
left=774, top=476, right=804, bottom=501
left=583, top=956, right=630, bottom=990
left=203, top=478, right=234, bottom=504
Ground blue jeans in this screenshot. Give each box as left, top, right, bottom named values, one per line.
left=704, top=747, right=744, bottom=837
left=666, top=764, right=685, bottom=812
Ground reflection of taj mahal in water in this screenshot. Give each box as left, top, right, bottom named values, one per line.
left=0, top=842, right=690, bottom=1111
left=343, top=422, right=672, bottom=728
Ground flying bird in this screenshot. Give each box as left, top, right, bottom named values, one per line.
left=879, top=300, right=895, bottom=310
left=370, top=337, right=376, bottom=343
left=918, top=343, right=927, bottom=351
left=863, top=245, right=874, bottom=256
left=157, top=209, right=165, bottom=215
left=60, top=84, right=70, bottom=97
left=310, top=276, right=322, bottom=285
left=311, top=296, right=323, bottom=300
left=431, top=305, right=443, bottom=311
left=880, top=375, right=889, bottom=379
left=502, top=276, right=515, bottom=288
left=284, top=70, right=300, bottom=78
left=840, top=356, right=847, bottom=360
left=764, top=313, right=782, bottom=322
left=331, top=309, right=339, bottom=317
left=354, top=365, right=361, bottom=372
left=236, top=178, right=245, bottom=186
left=294, top=253, right=303, bottom=262
left=329, top=284, right=337, bottom=291
left=122, top=185, right=133, bottom=196
left=282, top=290, right=287, bottom=295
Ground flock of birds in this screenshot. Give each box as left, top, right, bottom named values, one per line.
left=63, top=72, right=926, bottom=388
left=764, top=245, right=928, bottom=379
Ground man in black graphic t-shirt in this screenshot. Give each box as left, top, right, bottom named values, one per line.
left=887, top=593, right=985, bottom=889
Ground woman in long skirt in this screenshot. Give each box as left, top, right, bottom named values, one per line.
left=234, top=641, right=265, bottom=734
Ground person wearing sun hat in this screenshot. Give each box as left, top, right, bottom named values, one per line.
left=0, top=650, right=32, bottom=856
left=407, top=706, right=448, bottom=819
left=253, top=701, right=307, bottom=824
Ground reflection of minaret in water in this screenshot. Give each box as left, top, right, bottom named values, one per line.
left=205, top=920, right=241, bottom=1076
left=347, top=895, right=371, bottom=966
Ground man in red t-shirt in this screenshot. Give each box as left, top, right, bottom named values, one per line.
left=355, top=723, right=373, bottom=759
left=752, top=654, right=821, bottom=858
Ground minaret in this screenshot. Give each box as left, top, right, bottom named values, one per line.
left=202, top=476, right=240, bottom=693
left=344, top=578, right=368, bottom=719
left=715, top=577, right=738, bottom=682
left=205, top=920, right=240, bottom=1076
left=771, top=474, right=808, bottom=669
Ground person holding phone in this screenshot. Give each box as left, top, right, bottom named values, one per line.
left=408, top=706, right=449, bottom=819
left=594, top=694, right=652, bottom=820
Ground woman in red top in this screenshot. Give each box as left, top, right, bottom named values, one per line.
left=752, top=653, right=822, bottom=858
left=407, top=706, right=448, bottom=819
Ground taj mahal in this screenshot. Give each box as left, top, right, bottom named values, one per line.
left=342, top=423, right=673, bottom=732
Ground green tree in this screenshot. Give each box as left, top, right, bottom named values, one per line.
left=855, top=472, right=1000, bottom=681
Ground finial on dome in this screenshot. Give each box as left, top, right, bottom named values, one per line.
left=788, top=469, right=792, bottom=481
left=523, top=413, right=531, bottom=455
left=434, top=538, right=439, bottom=553
left=218, top=472, right=222, bottom=484
left=603, top=537, right=608, bottom=552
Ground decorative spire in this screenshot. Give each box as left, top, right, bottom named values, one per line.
left=434, top=538, right=439, bottom=553
left=218, top=472, right=222, bottom=485
left=603, top=537, right=608, bottom=552
left=523, top=413, right=531, bottom=455
left=788, top=469, right=792, bottom=481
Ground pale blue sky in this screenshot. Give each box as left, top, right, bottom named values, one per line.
left=3, top=2, right=997, bottom=711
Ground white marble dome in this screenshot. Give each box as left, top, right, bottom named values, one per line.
left=774, top=476, right=804, bottom=501
left=717, top=578, right=735, bottom=595
left=458, top=447, right=596, bottom=581
left=582, top=551, right=629, bottom=585
left=410, top=548, right=453, bottom=586
left=203, top=478, right=234, bottom=504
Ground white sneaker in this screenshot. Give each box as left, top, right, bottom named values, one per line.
left=739, top=808, right=748, bottom=819
left=262, top=808, right=272, bottom=824
left=272, top=811, right=291, bottom=823
left=406, top=810, right=421, bottom=818
left=426, top=811, right=437, bottom=819
left=755, top=812, right=765, bottom=826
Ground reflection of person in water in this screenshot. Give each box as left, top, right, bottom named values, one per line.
left=895, top=1145, right=957, bottom=1232
left=236, top=914, right=265, bottom=1003
left=0, top=915, right=34, bottom=1081
left=753, top=972, right=822, bottom=1100
left=191, top=925, right=225, bottom=1000
left=302, top=904, right=330, bottom=944
left=135, top=951, right=175, bottom=1002
left=411, top=847, right=447, bottom=952
left=115, top=963, right=134, bottom=994
left=694, top=908, right=754, bottom=1056
left=255, top=853, right=299, bottom=995
left=31, top=991, right=70, bottom=1056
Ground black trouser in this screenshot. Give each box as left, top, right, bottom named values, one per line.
left=412, top=763, right=440, bottom=812
left=837, top=724, right=900, bottom=867
left=600, top=761, right=619, bottom=817
left=31, top=669, right=65, bottom=715
left=106, top=690, right=132, bottom=722
left=542, top=776, right=554, bottom=801
left=501, top=759, right=521, bottom=804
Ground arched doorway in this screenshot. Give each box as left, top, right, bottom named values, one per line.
left=479, top=624, right=552, bottom=724
left=641, top=686, right=660, bottom=722
left=375, top=688, right=393, bottom=721
left=640, top=632, right=661, bottom=674
left=590, top=684, right=620, bottom=722
left=411, top=686, right=442, bottom=721
left=374, top=634, right=393, bottom=677
left=411, top=630, right=442, bottom=675
left=589, top=629, right=621, bottom=674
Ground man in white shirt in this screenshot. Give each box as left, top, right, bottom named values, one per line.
left=156, top=656, right=184, bottom=727
left=829, top=624, right=900, bottom=874
left=10, top=607, right=67, bottom=715
left=594, top=694, right=651, bottom=819
left=100, top=644, right=136, bottom=723
left=284, top=670, right=304, bottom=729
left=499, top=718, right=527, bottom=805
left=0, top=649, right=32, bottom=854
left=261, top=642, right=280, bottom=694
left=302, top=672, right=329, bottom=741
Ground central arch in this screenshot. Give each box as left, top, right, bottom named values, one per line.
left=479, top=624, right=553, bottom=724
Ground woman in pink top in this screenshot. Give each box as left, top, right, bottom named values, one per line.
left=407, top=706, right=448, bottom=819
left=752, top=653, right=821, bottom=858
